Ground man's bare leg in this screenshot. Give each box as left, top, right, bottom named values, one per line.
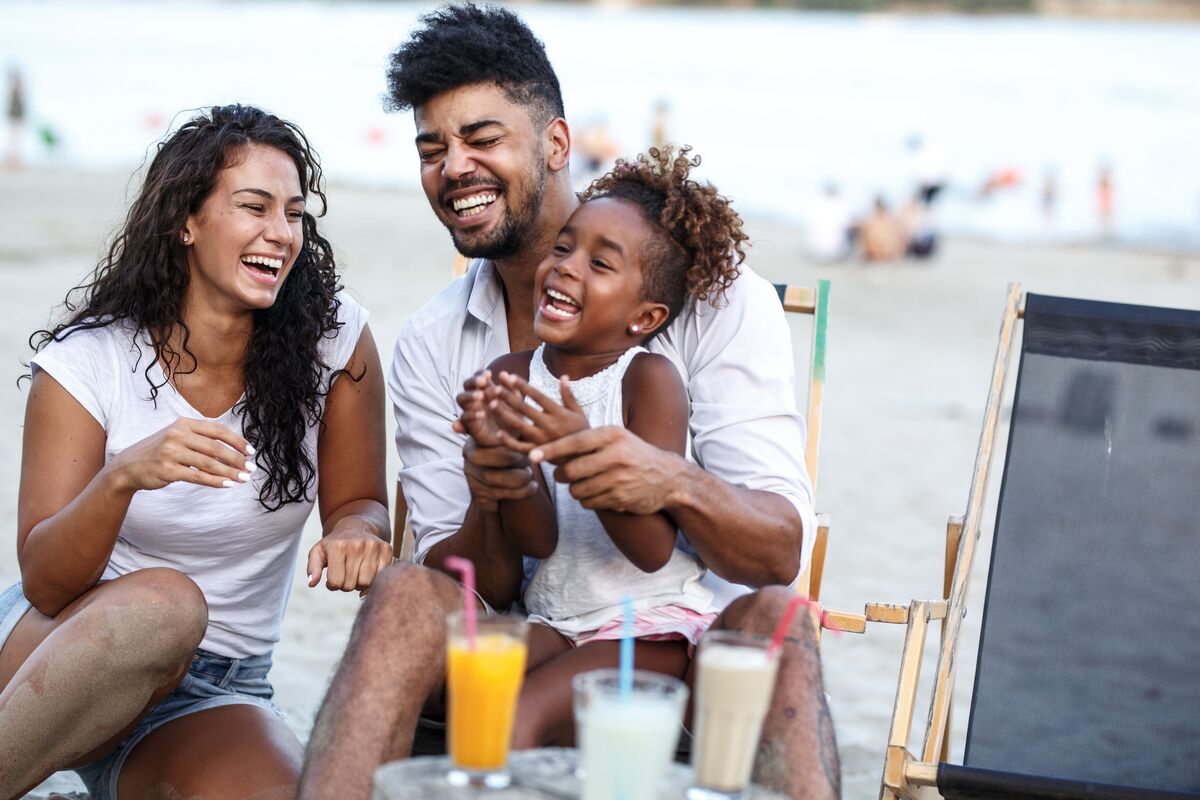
left=701, top=586, right=841, bottom=800
left=298, top=563, right=468, bottom=800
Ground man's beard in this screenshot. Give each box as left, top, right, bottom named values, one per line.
left=446, top=160, right=548, bottom=260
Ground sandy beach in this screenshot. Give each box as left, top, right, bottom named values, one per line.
left=2, top=166, right=1196, bottom=799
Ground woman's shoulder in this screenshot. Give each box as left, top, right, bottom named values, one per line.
left=319, top=291, right=370, bottom=370
left=33, top=318, right=142, bottom=369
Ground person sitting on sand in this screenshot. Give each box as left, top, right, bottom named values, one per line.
left=0, top=104, right=390, bottom=800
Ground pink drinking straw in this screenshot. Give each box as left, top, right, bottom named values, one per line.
left=443, top=556, right=477, bottom=650
left=768, top=594, right=843, bottom=657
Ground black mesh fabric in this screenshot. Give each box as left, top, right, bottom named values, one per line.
left=960, top=294, right=1200, bottom=796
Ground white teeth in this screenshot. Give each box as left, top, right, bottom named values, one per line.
left=243, top=255, right=283, bottom=270
left=451, top=193, right=497, bottom=212
left=546, top=288, right=579, bottom=307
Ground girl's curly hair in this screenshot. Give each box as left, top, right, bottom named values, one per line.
left=581, top=145, right=748, bottom=326
left=29, top=104, right=350, bottom=511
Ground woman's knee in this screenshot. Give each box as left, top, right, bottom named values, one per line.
left=94, top=568, right=208, bottom=670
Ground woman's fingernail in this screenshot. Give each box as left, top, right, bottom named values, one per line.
left=245, top=444, right=257, bottom=456
left=222, top=479, right=237, bottom=488
left=245, top=461, right=258, bottom=473
left=237, top=472, right=251, bottom=482
left=530, top=449, right=544, bottom=462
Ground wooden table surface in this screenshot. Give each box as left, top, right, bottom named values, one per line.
left=373, top=748, right=787, bottom=799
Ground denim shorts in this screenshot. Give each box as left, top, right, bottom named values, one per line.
left=0, top=583, right=284, bottom=800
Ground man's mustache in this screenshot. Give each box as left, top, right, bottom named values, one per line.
left=439, top=177, right=504, bottom=206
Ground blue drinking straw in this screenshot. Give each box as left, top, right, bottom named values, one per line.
left=619, top=594, right=634, bottom=702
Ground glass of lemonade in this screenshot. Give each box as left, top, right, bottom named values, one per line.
left=445, top=611, right=529, bottom=788
left=574, top=668, right=689, bottom=800
left=688, top=630, right=781, bottom=798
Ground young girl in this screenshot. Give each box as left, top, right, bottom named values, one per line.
left=455, top=146, right=748, bottom=743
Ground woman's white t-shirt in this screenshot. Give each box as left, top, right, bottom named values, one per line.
left=29, top=293, right=368, bottom=658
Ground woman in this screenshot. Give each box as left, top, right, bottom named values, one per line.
left=0, top=104, right=390, bottom=799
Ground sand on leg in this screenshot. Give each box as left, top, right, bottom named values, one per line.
left=0, top=568, right=208, bottom=800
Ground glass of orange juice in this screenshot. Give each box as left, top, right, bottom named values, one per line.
left=445, top=611, right=529, bottom=788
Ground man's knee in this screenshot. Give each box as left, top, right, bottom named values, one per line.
left=718, top=586, right=814, bottom=641
left=357, top=562, right=461, bottom=635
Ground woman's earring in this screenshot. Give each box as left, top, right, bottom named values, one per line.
left=181, top=233, right=190, bottom=244
left=629, top=324, right=640, bottom=334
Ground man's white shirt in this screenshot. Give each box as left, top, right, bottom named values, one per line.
left=388, top=259, right=817, bottom=608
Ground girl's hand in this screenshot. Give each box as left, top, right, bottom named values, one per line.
left=305, top=516, right=392, bottom=592
left=489, top=372, right=589, bottom=453
left=106, top=418, right=255, bottom=492
left=452, top=369, right=505, bottom=447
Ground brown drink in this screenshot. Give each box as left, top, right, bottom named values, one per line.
left=689, top=631, right=780, bottom=797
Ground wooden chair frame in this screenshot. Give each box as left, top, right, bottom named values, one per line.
left=865, top=283, right=1025, bottom=799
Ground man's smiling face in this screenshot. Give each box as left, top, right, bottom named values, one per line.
left=414, top=82, right=548, bottom=260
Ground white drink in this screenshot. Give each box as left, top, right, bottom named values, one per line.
left=691, top=635, right=781, bottom=796
left=575, top=669, right=688, bottom=800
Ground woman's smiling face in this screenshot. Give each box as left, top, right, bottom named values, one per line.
left=182, top=143, right=306, bottom=314
left=533, top=197, right=665, bottom=354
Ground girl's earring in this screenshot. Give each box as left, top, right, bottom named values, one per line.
left=629, top=324, right=640, bottom=334
left=181, top=233, right=190, bottom=244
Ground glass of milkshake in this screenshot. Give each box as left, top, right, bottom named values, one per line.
left=688, top=630, right=781, bottom=798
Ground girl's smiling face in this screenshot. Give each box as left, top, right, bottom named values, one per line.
left=534, top=197, right=669, bottom=355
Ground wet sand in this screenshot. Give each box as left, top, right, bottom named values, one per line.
left=2, top=167, right=1195, bottom=798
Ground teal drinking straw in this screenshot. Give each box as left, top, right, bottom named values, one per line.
left=619, top=595, right=634, bottom=701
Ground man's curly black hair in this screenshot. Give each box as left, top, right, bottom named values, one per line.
left=385, top=3, right=564, bottom=125
left=29, top=104, right=350, bottom=511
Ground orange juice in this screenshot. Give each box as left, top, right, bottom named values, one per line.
left=447, top=629, right=528, bottom=772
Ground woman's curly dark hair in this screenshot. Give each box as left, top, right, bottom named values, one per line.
left=581, top=145, right=748, bottom=327
left=29, top=104, right=348, bottom=510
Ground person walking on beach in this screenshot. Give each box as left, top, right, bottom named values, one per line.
left=299, top=6, right=839, bottom=800
left=0, top=104, right=391, bottom=800
left=5, top=66, right=26, bottom=169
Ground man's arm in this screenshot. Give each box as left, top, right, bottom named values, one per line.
left=390, top=330, right=528, bottom=607
left=530, top=271, right=815, bottom=588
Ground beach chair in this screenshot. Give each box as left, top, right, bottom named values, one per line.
left=875, top=285, right=1200, bottom=799
left=396, top=278, right=837, bottom=609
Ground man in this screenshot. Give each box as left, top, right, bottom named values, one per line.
left=299, top=6, right=839, bottom=799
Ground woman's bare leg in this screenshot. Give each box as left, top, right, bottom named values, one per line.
left=0, top=568, right=207, bottom=800
left=118, top=704, right=302, bottom=800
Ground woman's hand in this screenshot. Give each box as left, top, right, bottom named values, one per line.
left=306, top=515, right=392, bottom=592
left=489, top=372, right=589, bottom=453
left=105, top=417, right=255, bottom=492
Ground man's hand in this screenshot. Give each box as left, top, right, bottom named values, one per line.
left=463, top=438, right=539, bottom=511
left=528, top=426, right=683, bottom=515
left=489, top=372, right=589, bottom=452
left=306, top=516, right=392, bottom=592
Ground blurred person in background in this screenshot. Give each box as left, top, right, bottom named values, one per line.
left=806, top=183, right=854, bottom=263
left=859, top=196, right=907, bottom=262
left=5, top=66, right=25, bottom=169
left=1097, top=161, right=1115, bottom=239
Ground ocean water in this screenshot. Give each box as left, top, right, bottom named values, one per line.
left=3, top=1, right=1199, bottom=247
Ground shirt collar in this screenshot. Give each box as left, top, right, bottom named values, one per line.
left=465, top=258, right=505, bottom=327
